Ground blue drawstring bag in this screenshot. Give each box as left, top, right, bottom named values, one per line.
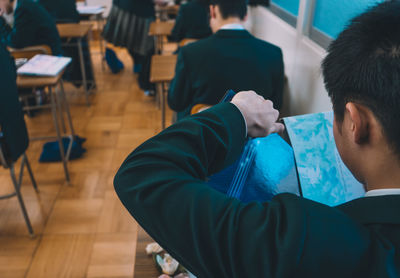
left=105, top=48, right=124, bottom=74
left=39, top=136, right=87, bottom=162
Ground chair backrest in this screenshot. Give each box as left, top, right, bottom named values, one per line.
left=9, top=45, right=52, bottom=59
left=179, top=38, right=198, bottom=48
left=191, top=104, right=211, bottom=115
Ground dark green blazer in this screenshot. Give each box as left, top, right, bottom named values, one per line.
left=168, top=29, right=284, bottom=120
left=0, top=0, right=62, bottom=55
left=114, top=103, right=400, bottom=277
left=0, top=42, right=29, bottom=163
left=170, top=0, right=212, bottom=42
left=113, top=0, right=155, bottom=18
left=38, top=0, right=80, bottom=23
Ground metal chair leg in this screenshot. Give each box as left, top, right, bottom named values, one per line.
left=24, top=153, right=38, bottom=192
left=10, top=164, right=34, bottom=237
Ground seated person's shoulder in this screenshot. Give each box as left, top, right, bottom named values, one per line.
left=251, top=37, right=283, bottom=57
left=16, top=0, right=40, bottom=15
left=179, top=35, right=216, bottom=55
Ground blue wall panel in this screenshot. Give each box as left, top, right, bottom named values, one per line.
left=271, top=0, right=300, bottom=16
left=313, top=0, right=384, bottom=38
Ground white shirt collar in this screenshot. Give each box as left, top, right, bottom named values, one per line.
left=219, top=23, right=245, bottom=30
left=365, top=188, right=400, bottom=197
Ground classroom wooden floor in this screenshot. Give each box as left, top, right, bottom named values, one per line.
left=0, top=45, right=172, bottom=278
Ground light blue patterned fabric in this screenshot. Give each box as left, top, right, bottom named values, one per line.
left=284, top=112, right=365, bottom=206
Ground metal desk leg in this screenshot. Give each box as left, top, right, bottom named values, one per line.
left=97, top=14, right=106, bottom=71
left=49, top=86, right=70, bottom=183
left=159, top=82, right=166, bottom=130
left=154, top=36, right=159, bottom=54
left=59, top=80, right=76, bottom=137
left=55, top=88, right=67, bottom=134
left=59, top=80, right=76, bottom=160
left=160, top=35, right=164, bottom=54
left=77, top=38, right=90, bottom=106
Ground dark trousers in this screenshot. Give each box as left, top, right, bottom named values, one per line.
left=129, top=49, right=154, bottom=91
left=62, top=37, right=95, bottom=90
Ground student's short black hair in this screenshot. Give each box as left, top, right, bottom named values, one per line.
left=209, top=0, right=248, bottom=20
left=322, top=1, right=400, bottom=156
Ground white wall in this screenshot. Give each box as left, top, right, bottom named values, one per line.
left=246, top=6, right=332, bottom=117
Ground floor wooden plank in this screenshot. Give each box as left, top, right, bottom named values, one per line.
left=0, top=43, right=174, bottom=277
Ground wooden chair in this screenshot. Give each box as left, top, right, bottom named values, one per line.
left=191, top=104, right=211, bottom=115
left=179, top=38, right=198, bottom=48
left=8, top=44, right=52, bottom=59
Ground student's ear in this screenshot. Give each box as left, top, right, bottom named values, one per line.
left=345, top=102, right=369, bottom=144
left=209, top=5, right=216, bottom=19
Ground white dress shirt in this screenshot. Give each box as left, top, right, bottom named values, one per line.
left=365, top=188, right=400, bottom=197
left=219, top=23, right=245, bottom=30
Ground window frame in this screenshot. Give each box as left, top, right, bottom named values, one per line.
left=268, top=2, right=298, bottom=28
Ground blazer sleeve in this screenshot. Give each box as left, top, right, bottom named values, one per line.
left=6, top=6, right=35, bottom=49
left=115, top=103, right=309, bottom=277
left=168, top=48, right=192, bottom=112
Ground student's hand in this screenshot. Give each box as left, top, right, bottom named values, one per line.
left=231, top=90, right=285, bottom=138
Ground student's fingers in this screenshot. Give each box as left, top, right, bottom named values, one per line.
left=269, top=122, right=285, bottom=134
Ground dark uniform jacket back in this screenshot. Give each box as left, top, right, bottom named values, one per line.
left=168, top=29, right=284, bottom=120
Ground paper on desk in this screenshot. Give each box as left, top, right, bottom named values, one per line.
left=17, top=55, right=72, bottom=77
left=77, top=5, right=105, bottom=14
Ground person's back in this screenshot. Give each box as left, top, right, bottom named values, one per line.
left=170, top=0, right=212, bottom=42
left=169, top=31, right=283, bottom=120
left=0, top=41, right=29, bottom=162
left=114, top=1, right=400, bottom=277
left=114, top=0, right=155, bottom=18
left=38, top=0, right=79, bottom=23
left=0, top=0, right=62, bottom=55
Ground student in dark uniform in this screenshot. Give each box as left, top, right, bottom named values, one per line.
left=103, top=0, right=159, bottom=95
left=0, top=41, right=28, bottom=162
left=0, top=0, right=62, bottom=56
left=114, top=2, right=400, bottom=277
left=37, top=0, right=79, bottom=23
left=169, top=0, right=212, bottom=42
left=38, top=0, right=95, bottom=91
left=168, top=0, right=284, bottom=120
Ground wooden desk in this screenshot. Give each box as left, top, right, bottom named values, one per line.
left=57, top=23, right=91, bottom=38
left=149, top=21, right=175, bottom=54
left=57, top=23, right=96, bottom=105
left=17, top=75, right=60, bottom=88
left=17, top=72, right=76, bottom=184
left=134, top=227, right=160, bottom=277
left=150, top=54, right=177, bottom=130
